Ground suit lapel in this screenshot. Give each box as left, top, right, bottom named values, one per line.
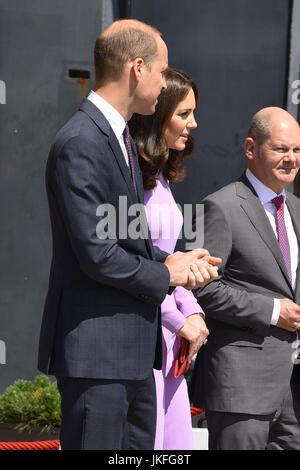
left=130, top=138, right=155, bottom=258
left=286, top=194, right=300, bottom=298
left=130, top=138, right=144, bottom=204
left=109, top=134, right=154, bottom=258
left=79, top=99, right=137, bottom=201
left=237, top=175, right=293, bottom=293
left=108, top=133, right=137, bottom=200
left=79, top=99, right=155, bottom=259
left=285, top=194, right=300, bottom=242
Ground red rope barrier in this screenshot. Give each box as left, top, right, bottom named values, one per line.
left=191, top=406, right=205, bottom=417
left=0, top=440, right=60, bottom=450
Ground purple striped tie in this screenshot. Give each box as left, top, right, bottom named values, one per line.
left=272, top=195, right=292, bottom=283
left=123, top=124, right=137, bottom=195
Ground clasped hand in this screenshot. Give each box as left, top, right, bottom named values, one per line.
left=165, top=248, right=222, bottom=290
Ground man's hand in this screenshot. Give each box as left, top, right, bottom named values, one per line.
left=276, top=299, right=300, bottom=332
left=178, top=314, right=209, bottom=364
left=187, top=255, right=220, bottom=289
left=164, top=248, right=221, bottom=290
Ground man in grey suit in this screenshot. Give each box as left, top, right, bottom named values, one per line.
left=38, top=19, right=220, bottom=450
left=192, top=107, right=300, bottom=449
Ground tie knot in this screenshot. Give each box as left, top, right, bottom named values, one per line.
left=272, top=195, right=284, bottom=211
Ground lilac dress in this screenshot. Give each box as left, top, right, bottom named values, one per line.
left=144, top=173, right=203, bottom=450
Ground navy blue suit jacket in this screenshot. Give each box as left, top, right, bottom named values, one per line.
left=38, top=99, right=170, bottom=380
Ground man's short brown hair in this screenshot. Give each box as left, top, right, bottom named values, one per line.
left=94, top=20, right=161, bottom=84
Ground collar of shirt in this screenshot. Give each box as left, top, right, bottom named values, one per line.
left=245, top=168, right=286, bottom=208
left=87, top=90, right=129, bottom=165
left=87, top=90, right=126, bottom=142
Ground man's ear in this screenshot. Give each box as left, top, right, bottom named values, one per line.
left=131, top=57, right=144, bottom=81
left=244, top=137, right=256, bottom=161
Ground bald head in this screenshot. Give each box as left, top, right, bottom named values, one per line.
left=248, top=107, right=300, bottom=145
left=101, top=19, right=160, bottom=37
left=94, top=19, right=162, bottom=85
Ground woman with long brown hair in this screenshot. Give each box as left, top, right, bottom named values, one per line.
left=129, top=67, right=208, bottom=450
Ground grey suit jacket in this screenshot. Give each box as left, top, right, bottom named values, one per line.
left=191, top=173, right=300, bottom=415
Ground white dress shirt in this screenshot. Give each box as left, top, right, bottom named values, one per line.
left=87, top=90, right=129, bottom=166
left=246, top=169, right=299, bottom=325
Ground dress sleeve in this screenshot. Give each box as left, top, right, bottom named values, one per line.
left=173, top=286, right=205, bottom=318
left=160, top=293, right=186, bottom=334
left=161, top=287, right=205, bottom=334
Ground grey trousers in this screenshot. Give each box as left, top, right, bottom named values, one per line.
left=206, top=381, right=300, bottom=450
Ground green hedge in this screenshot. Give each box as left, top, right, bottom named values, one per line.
left=0, top=375, right=61, bottom=433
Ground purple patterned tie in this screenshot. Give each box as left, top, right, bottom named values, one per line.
left=123, top=124, right=137, bottom=195
left=272, top=195, right=292, bottom=283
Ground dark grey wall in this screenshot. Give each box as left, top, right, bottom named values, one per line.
left=0, top=0, right=292, bottom=392
left=131, top=0, right=291, bottom=207
left=0, top=0, right=108, bottom=392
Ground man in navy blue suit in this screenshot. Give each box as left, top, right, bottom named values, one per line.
left=38, top=19, right=220, bottom=450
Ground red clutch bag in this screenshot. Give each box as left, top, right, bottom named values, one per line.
left=174, top=337, right=190, bottom=379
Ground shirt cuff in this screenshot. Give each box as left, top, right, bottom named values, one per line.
left=270, top=298, right=280, bottom=326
